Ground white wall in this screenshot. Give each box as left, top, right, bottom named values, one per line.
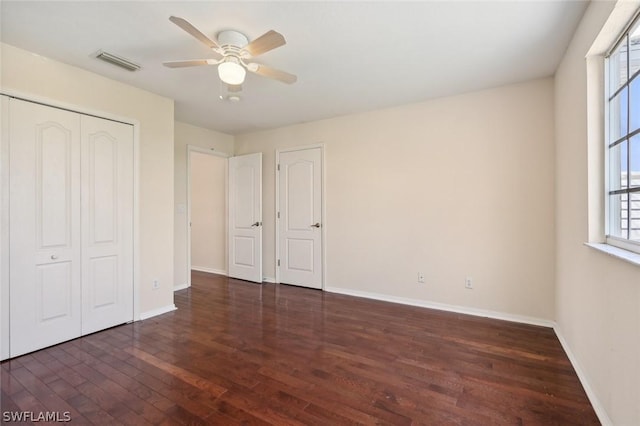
left=0, top=43, right=174, bottom=316
left=174, top=121, right=233, bottom=288
left=555, top=1, right=640, bottom=424
left=235, top=77, right=556, bottom=322
left=190, top=152, right=226, bottom=274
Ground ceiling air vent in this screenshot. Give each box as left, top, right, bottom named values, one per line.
left=94, top=50, right=141, bottom=72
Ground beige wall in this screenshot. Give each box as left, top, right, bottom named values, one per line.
left=0, top=43, right=174, bottom=316
left=174, top=121, right=233, bottom=288
left=235, top=77, right=556, bottom=322
left=190, top=152, right=226, bottom=273
left=555, top=1, right=640, bottom=425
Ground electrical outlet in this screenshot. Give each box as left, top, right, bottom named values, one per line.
left=465, top=277, right=473, bottom=289
left=418, top=272, right=425, bottom=283
left=152, top=279, right=160, bottom=290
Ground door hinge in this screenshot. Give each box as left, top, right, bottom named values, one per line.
left=277, top=259, right=280, bottom=267
left=277, top=164, right=280, bottom=171
left=277, top=211, right=280, bottom=219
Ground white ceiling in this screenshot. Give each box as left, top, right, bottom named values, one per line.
left=1, top=1, right=588, bottom=135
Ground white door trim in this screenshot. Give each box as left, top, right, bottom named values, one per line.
left=0, top=90, right=141, bottom=361
left=275, top=143, right=326, bottom=289
left=1, top=95, right=10, bottom=360
left=185, top=145, right=229, bottom=288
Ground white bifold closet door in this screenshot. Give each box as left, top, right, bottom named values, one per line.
left=9, top=100, right=82, bottom=355
left=80, top=115, right=133, bottom=335
left=9, top=99, right=133, bottom=357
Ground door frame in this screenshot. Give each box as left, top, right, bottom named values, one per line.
left=185, top=145, right=229, bottom=288
left=275, top=144, right=326, bottom=289
left=1, top=95, right=9, bottom=360
left=0, top=89, right=141, bottom=360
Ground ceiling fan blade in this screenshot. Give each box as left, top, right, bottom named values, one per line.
left=243, top=30, right=286, bottom=56
left=247, top=63, right=297, bottom=84
left=163, top=59, right=217, bottom=68
left=169, top=16, right=221, bottom=53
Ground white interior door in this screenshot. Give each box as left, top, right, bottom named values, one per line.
left=228, top=153, right=262, bottom=283
left=278, top=147, right=323, bottom=289
left=9, top=99, right=82, bottom=357
left=80, top=116, right=134, bottom=335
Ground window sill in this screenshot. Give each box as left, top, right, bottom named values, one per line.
left=584, top=243, right=640, bottom=267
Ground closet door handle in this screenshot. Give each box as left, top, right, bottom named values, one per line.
left=311, top=223, right=321, bottom=228
left=50, top=255, right=58, bottom=260
left=251, top=221, right=262, bottom=227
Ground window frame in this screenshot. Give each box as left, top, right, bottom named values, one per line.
left=604, top=14, right=640, bottom=254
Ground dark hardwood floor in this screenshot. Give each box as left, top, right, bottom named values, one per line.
left=1, top=271, right=599, bottom=425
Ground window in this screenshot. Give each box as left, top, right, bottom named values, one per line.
left=606, top=15, right=640, bottom=253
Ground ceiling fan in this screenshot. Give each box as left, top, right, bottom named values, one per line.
left=163, top=16, right=297, bottom=89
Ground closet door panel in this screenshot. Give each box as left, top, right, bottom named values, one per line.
left=9, top=99, right=82, bottom=357
left=81, top=115, right=133, bottom=335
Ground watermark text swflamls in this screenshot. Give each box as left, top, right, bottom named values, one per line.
left=2, top=411, right=71, bottom=422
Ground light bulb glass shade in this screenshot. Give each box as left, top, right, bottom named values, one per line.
left=218, top=61, right=246, bottom=85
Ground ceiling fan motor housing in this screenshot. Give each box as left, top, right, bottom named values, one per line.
left=217, top=30, right=249, bottom=50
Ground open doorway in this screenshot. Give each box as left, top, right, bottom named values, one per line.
left=187, top=147, right=228, bottom=285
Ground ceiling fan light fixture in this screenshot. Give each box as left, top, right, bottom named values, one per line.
left=218, top=58, right=246, bottom=85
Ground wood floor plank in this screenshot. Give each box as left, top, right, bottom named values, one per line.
left=0, top=271, right=600, bottom=424
left=1, top=363, right=27, bottom=397
left=125, top=347, right=227, bottom=398
left=8, top=365, right=83, bottom=420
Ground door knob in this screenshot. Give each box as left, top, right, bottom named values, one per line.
left=311, top=223, right=321, bottom=228
left=51, top=255, right=58, bottom=260
left=251, top=221, right=262, bottom=227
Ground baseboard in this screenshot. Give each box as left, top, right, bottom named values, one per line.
left=263, top=276, right=276, bottom=283
left=191, top=266, right=227, bottom=276
left=173, top=283, right=189, bottom=291
left=554, top=326, right=613, bottom=426
left=323, top=286, right=555, bottom=328
left=139, top=304, right=177, bottom=321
